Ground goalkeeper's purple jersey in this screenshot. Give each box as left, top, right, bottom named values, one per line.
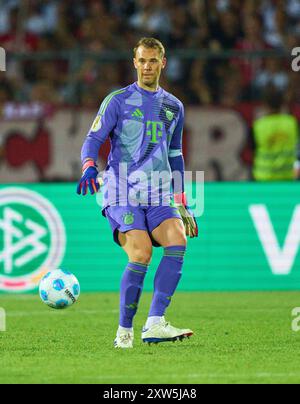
left=81, top=82, right=184, bottom=208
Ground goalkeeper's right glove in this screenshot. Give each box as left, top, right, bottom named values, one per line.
left=76, top=160, right=101, bottom=195
left=174, top=192, right=198, bottom=238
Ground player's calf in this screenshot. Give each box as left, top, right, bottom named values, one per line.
left=119, top=262, right=149, bottom=329
left=148, top=245, right=186, bottom=316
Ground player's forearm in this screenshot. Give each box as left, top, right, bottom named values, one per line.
left=81, top=135, right=104, bottom=164
left=169, top=154, right=185, bottom=194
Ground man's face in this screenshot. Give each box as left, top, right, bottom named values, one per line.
left=133, top=46, right=166, bottom=88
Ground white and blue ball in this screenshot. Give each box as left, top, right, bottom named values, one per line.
left=39, top=269, right=80, bottom=309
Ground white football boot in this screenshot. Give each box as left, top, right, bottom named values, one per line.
left=142, top=317, right=193, bottom=344
left=114, top=329, right=134, bottom=349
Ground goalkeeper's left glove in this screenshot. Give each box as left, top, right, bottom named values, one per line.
left=174, top=192, right=198, bottom=238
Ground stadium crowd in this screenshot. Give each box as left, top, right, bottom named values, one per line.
left=0, top=0, right=299, bottom=108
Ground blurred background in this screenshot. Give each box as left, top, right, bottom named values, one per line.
left=0, top=1, right=300, bottom=294
left=0, top=0, right=299, bottom=182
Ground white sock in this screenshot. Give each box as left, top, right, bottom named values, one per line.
left=145, top=316, right=162, bottom=329
left=118, top=325, right=133, bottom=334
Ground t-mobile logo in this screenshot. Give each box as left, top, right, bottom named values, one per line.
left=0, top=47, right=6, bottom=71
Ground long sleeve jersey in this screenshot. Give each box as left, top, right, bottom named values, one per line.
left=81, top=82, right=185, bottom=208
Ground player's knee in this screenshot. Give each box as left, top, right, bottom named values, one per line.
left=169, top=228, right=187, bottom=248
left=130, top=248, right=152, bottom=265
left=129, top=243, right=152, bottom=264
left=178, top=234, right=187, bottom=247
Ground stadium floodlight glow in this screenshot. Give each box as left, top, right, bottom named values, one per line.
left=0, top=308, right=6, bottom=332
left=0, top=47, right=6, bottom=71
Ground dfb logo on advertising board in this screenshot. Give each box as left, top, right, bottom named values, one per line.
left=0, top=188, right=66, bottom=292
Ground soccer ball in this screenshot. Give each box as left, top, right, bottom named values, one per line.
left=39, top=269, right=80, bottom=309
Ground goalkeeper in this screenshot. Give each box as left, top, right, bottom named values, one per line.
left=77, top=37, right=198, bottom=348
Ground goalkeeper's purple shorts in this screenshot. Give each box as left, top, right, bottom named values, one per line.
left=103, top=205, right=182, bottom=247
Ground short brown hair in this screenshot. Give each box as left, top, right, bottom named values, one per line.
left=133, top=37, right=165, bottom=58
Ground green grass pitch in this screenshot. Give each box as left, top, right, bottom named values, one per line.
left=1, top=291, right=300, bottom=384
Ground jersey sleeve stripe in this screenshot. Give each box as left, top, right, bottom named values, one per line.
left=99, top=89, right=126, bottom=115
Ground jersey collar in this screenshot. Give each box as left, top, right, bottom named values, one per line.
left=134, top=82, right=163, bottom=97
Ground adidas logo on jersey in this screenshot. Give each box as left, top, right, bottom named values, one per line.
left=131, top=108, right=144, bottom=119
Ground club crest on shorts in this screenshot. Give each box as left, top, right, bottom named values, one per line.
left=122, top=212, right=135, bottom=225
